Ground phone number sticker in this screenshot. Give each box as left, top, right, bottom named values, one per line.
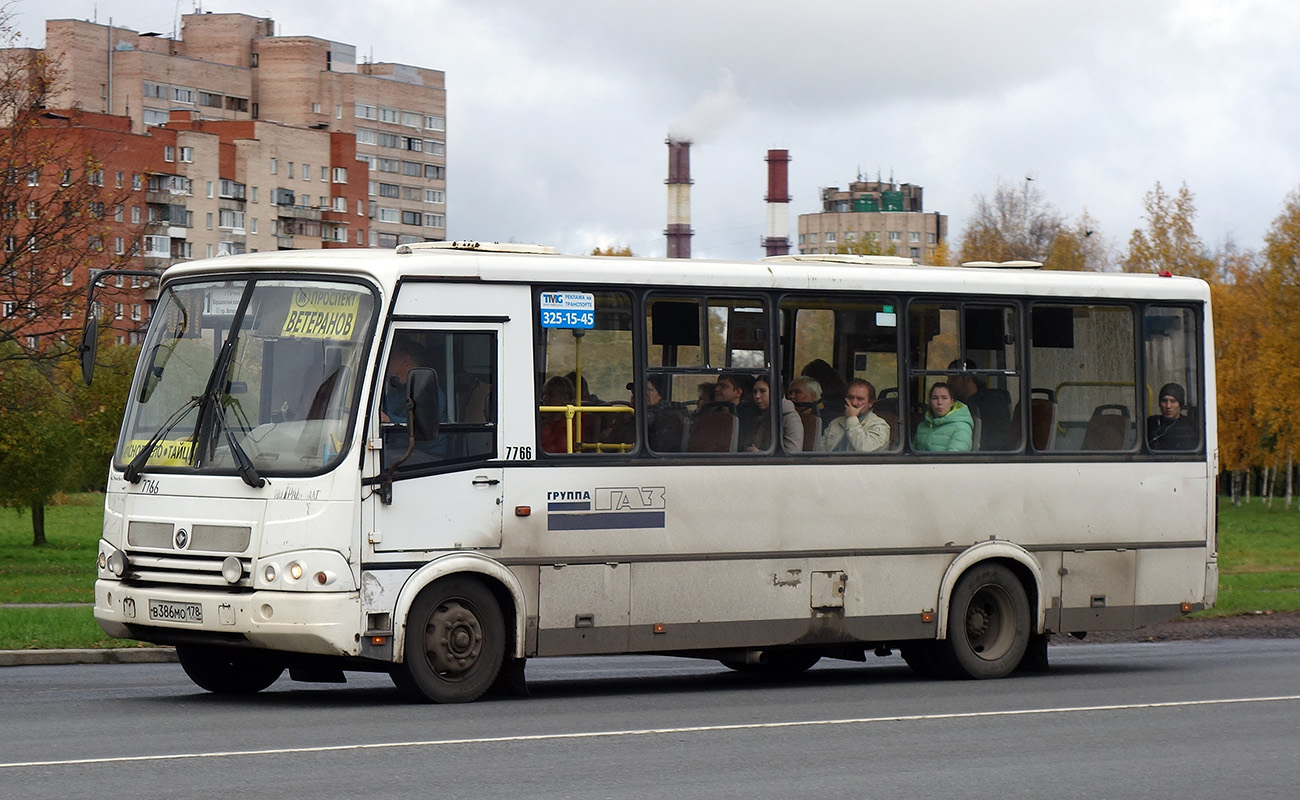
left=539, top=292, right=595, bottom=329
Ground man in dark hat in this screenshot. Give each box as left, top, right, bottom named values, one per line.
left=947, top=357, right=1011, bottom=450
left=1147, top=382, right=1198, bottom=451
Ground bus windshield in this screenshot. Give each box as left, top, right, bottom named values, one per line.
left=115, top=277, right=378, bottom=478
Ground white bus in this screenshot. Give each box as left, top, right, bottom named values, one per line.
left=92, top=243, right=1218, bottom=702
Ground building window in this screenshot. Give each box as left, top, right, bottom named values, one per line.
left=377, top=207, right=399, bottom=223
left=312, top=102, right=322, bottom=114
left=423, top=213, right=445, bottom=228
left=302, top=164, right=310, bottom=180
left=355, top=103, right=377, bottom=120
left=825, top=232, right=836, bottom=243
left=251, top=186, right=258, bottom=203
left=910, top=231, right=921, bottom=243
left=332, top=167, right=347, bottom=183
left=225, top=97, right=249, bottom=112
left=402, top=111, right=421, bottom=128
left=378, top=182, right=399, bottom=198
left=88, top=169, right=104, bottom=186
left=115, top=171, right=124, bottom=188
left=378, top=158, right=399, bottom=173
left=198, top=91, right=223, bottom=108
left=270, top=158, right=278, bottom=175
left=132, top=174, right=142, bottom=190
left=26, top=169, right=38, bottom=186
left=143, top=108, right=169, bottom=127
left=164, top=146, right=175, bottom=163
left=401, top=210, right=421, bottom=226
left=424, top=140, right=445, bottom=156
left=219, top=209, right=246, bottom=231
left=332, top=197, right=346, bottom=212
left=131, top=304, right=142, bottom=321
left=172, top=87, right=194, bottom=104
left=401, top=161, right=421, bottom=177
left=179, top=147, right=194, bottom=163
left=61, top=268, right=73, bottom=286
left=250, top=218, right=258, bottom=234
left=379, top=107, right=399, bottom=124
left=131, top=206, right=141, bottom=224
left=143, top=81, right=166, bottom=99
left=424, top=115, right=445, bottom=131
left=356, top=128, right=377, bottom=145
left=424, top=164, right=444, bottom=180
left=403, top=137, right=422, bottom=152
left=115, top=237, right=124, bottom=254
left=889, top=231, right=901, bottom=242
left=378, top=132, right=399, bottom=148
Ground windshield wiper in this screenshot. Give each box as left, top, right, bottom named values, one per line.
left=122, top=395, right=202, bottom=483
left=213, top=398, right=266, bottom=488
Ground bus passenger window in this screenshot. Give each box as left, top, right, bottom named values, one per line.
left=908, top=302, right=1022, bottom=453
left=536, top=291, right=634, bottom=455
left=1029, top=304, right=1137, bottom=452
left=780, top=296, right=901, bottom=454
left=1144, top=306, right=1200, bottom=452
left=646, top=295, right=770, bottom=454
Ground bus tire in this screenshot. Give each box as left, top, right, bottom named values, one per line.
left=939, top=563, right=1030, bottom=679
left=899, top=642, right=945, bottom=679
left=393, top=577, right=505, bottom=703
left=176, top=644, right=285, bottom=694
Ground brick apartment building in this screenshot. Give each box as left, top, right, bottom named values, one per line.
left=1, top=11, right=447, bottom=348
left=797, top=179, right=947, bottom=263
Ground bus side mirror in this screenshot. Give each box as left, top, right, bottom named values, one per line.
left=406, top=367, right=441, bottom=442
left=79, top=317, right=99, bottom=385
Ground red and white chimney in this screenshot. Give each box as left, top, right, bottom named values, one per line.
left=763, top=149, right=791, bottom=257
left=665, top=138, right=693, bottom=259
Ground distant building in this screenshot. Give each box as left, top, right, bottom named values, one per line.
left=797, top=179, right=947, bottom=262
left=1, top=12, right=447, bottom=348
left=39, top=12, right=447, bottom=251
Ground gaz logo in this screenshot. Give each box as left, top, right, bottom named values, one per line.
left=174, top=528, right=190, bottom=550
left=595, top=487, right=665, bottom=511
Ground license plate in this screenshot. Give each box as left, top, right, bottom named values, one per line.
left=149, top=599, right=203, bottom=624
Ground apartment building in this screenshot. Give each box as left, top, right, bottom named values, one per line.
left=797, top=179, right=947, bottom=262
left=41, top=11, right=447, bottom=251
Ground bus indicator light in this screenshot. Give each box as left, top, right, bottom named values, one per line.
left=652, top=623, right=667, bottom=634
left=921, top=611, right=935, bottom=623
left=515, top=506, right=531, bottom=517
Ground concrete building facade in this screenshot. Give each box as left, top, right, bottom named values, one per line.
left=797, top=179, right=947, bottom=263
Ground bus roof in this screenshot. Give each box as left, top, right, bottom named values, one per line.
left=160, top=244, right=1211, bottom=302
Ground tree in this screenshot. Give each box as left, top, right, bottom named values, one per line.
left=1122, top=181, right=1217, bottom=280
left=1212, top=245, right=1267, bottom=502
left=1251, top=189, right=1300, bottom=490
left=0, top=343, right=77, bottom=545
left=591, top=245, right=633, bottom=257
left=958, top=178, right=1065, bottom=264
left=1044, top=211, right=1113, bottom=271
left=0, top=14, right=144, bottom=363
left=834, top=234, right=894, bottom=257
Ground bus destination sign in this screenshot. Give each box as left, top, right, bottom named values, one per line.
left=539, top=291, right=595, bottom=329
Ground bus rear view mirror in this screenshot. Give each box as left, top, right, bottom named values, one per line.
left=406, top=367, right=441, bottom=442
left=78, top=317, right=99, bottom=385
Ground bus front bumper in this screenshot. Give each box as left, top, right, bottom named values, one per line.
left=95, top=580, right=362, bottom=658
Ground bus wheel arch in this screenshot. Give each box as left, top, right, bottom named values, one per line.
left=392, top=574, right=507, bottom=703
left=391, top=554, right=528, bottom=669
left=933, top=544, right=1044, bottom=679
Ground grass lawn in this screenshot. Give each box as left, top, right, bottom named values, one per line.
left=2, top=493, right=1299, bottom=649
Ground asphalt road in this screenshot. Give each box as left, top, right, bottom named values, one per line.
left=3, top=639, right=1299, bottom=800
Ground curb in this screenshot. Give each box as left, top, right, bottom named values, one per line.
left=0, top=647, right=179, bottom=667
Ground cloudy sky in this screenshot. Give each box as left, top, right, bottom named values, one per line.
left=11, top=0, right=1300, bottom=262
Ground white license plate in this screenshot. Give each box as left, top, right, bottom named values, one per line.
left=148, top=599, right=203, bottom=624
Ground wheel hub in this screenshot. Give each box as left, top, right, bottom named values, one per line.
left=425, top=599, right=483, bottom=677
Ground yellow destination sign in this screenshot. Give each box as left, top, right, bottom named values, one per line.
left=123, top=439, right=195, bottom=467
left=282, top=289, right=361, bottom=340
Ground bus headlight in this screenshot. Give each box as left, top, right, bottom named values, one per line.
left=106, top=550, right=129, bottom=577
left=221, top=556, right=244, bottom=584
left=287, top=562, right=304, bottom=581
left=263, top=563, right=278, bottom=583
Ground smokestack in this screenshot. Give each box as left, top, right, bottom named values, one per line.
left=763, top=149, right=791, bottom=257
left=665, top=138, right=693, bottom=259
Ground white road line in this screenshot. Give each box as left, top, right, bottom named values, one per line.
left=4, top=694, right=1299, bottom=770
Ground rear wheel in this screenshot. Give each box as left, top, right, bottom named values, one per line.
left=175, top=645, right=285, bottom=694
left=392, top=577, right=505, bottom=703
left=939, top=563, right=1031, bottom=679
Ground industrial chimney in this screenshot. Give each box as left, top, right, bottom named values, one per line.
left=665, top=138, right=693, bottom=259
left=763, top=149, right=791, bottom=256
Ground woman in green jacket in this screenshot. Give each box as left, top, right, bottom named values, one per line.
left=914, top=382, right=974, bottom=452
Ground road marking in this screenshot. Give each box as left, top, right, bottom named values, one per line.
left=4, top=694, right=1300, bottom=769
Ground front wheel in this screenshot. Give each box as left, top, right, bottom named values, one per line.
left=175, top=645, right=285, bottom=694
left=392, top=577, right=505, bottom=703
left=939, top=563, right=1031, bottom=679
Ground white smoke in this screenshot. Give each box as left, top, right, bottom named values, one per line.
left=668, top=69, right=742, bottom=144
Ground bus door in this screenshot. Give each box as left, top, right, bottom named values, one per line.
left=369, top=321, right=503, bottom=552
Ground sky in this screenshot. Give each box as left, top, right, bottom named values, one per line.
left=9, top=0, right=1300, bottom=262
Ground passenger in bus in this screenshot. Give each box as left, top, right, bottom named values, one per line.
left=381, top=336, right=449, bottom=460
left=539, top=375, right=576, bottom=453
left=947, top=358, right=1012, bottom=450
left=714, top=372, right=761, bottom=449
left=747, top=375, right=802, bottom=452
left=787, top=375, right=823, bottom=417
left=818, top=378, right=890, bottom=453
left=1147, top=382, right=1198, bottom=451
left=695, top=381, right=717, bottom=413
left=644, top=375, right=686, bottom=452
left=914, top=382, right=974, bottom=452
left=801, top=359, right=847, bottom=426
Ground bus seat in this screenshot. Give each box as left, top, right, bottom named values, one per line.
left=799, top=412, right=822, bottom=452
left=463, top=381, right=493, bottom=423
left=688, top=409, right=739, bottom=452
left=1081, top=404, right=1130, bottom=450
left=875, top=410, right=899, bottom=449
left=1012, top=388, right=1057, bottom=451
left=971, top=414, right=982, bottom=451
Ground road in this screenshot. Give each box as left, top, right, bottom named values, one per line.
left=2, top=639, right=1299, bottom=799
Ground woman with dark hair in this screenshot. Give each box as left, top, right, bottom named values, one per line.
left=645, top=375, right=685, bottom=452
left=1147, top=382, right=1198, bottom=451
